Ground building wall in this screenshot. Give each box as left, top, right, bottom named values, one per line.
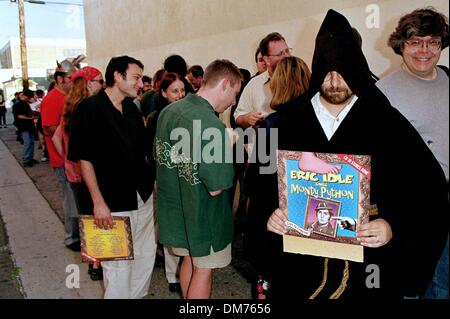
left=83, top=0, right=449, bottom=78
left=0, top=37, right=86, bottom=94
left=0, top=38, right=86, bottom=70
left=0, top=45, right=13, bottom=69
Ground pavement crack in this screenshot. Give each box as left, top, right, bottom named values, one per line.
left=0, top=181, right=33, bottom=189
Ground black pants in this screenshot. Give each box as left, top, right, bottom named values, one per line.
left=0, top=113, right=6, bottom=125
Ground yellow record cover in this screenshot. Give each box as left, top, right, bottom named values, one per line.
left=79, top=215, right=134, bottom=261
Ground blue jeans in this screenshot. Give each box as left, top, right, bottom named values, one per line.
left=21, top=129, right=35, bottom=163
left=54, top=167, right=80, bottom=245
left=425, top=236, right=449, bottom=299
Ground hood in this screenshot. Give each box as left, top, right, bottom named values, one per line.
left=309, top=9, right=377, bottom=98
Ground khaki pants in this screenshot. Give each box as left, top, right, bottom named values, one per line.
left=102, top=193, right=157, bottom=299
left=172, top=244, right=231, bottom=269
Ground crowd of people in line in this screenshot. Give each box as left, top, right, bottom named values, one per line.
left=2, top=7, right=448, bottom=299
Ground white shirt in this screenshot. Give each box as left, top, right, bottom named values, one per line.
left=234, top=71, right=274, bottom=120
left=29, top=98, right=42, bottom=111
left=311, top=92, right=358, bottom=140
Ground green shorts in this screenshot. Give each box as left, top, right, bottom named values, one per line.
left=172, top=244, right=231, bottom=269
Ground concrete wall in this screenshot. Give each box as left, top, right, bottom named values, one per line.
left=83, top=0, right=449, bottom=78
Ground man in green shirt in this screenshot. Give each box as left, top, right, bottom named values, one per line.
left=155, top=59, right=242, bottom=299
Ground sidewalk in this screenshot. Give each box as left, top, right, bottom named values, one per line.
left=0, top=128, right=102, bottom=298
left=0, top=122, right=252, bottom=299
left=0, top=215, right=23, bottom=298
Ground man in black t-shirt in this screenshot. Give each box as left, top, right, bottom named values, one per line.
left=12, top=90, right=37, bottom=167
left=68, top=56, right=155, bottom=299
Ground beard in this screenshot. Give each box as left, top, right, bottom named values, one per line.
left=320, top=86, right=353, bottom=105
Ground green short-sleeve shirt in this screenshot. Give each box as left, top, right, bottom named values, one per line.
left=155, top=93, right=234, bottom=257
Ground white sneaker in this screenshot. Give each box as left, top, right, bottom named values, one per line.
left=40, top=157, right=49, bottom=162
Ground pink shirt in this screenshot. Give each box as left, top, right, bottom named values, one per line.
left=54, top=124, right=82, bottom=183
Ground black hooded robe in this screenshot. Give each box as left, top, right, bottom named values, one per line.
left=272, top=88, right=447, bottom=299
left=266, top=9, right=448, bottom=299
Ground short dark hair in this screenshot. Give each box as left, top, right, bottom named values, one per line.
left=388, top=7, right=449, bottom=55
left=203, top=59, right=243, bottom=88
left=142, top=75, right=151, bottom=83
left=164, top=54, right=188, bottom=77
left=22, top=89, right=34, bottom=99
left=35, top=89, right=45, bottom=97
left=239, top=68, right=251, bottom=83
left=188, top=65, right=204, bottom=78
left=254, top=47, right=261, bottom=63
left=105, top=55, right=144, bottom=87
left=53, top=71, right=66, bottom=81
left=259, top=32, right=286, bottom=56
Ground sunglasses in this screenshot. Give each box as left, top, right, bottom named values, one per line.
left=91, top=79, right=104, bottom=85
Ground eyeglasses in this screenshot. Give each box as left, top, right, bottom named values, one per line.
left=266, top=48, right=293, bottom=57
left=404, top=38, right=442, bottom=51
left=91, top=79, right=104, bottom=85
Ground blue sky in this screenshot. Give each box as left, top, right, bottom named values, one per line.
left=0, top=0, right=85, bottom=48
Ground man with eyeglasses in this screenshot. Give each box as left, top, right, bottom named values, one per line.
left=232, top=32, right=292, bottom=298
left=234, top=32, right=292, bottom=128
left=377, top=8, right=449, bottom=299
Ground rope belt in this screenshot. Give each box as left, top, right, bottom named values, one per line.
left=309, top=258, right=350, bottom=299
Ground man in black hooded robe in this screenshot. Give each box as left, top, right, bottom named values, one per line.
left=266, top=9, right=448, bottom=299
